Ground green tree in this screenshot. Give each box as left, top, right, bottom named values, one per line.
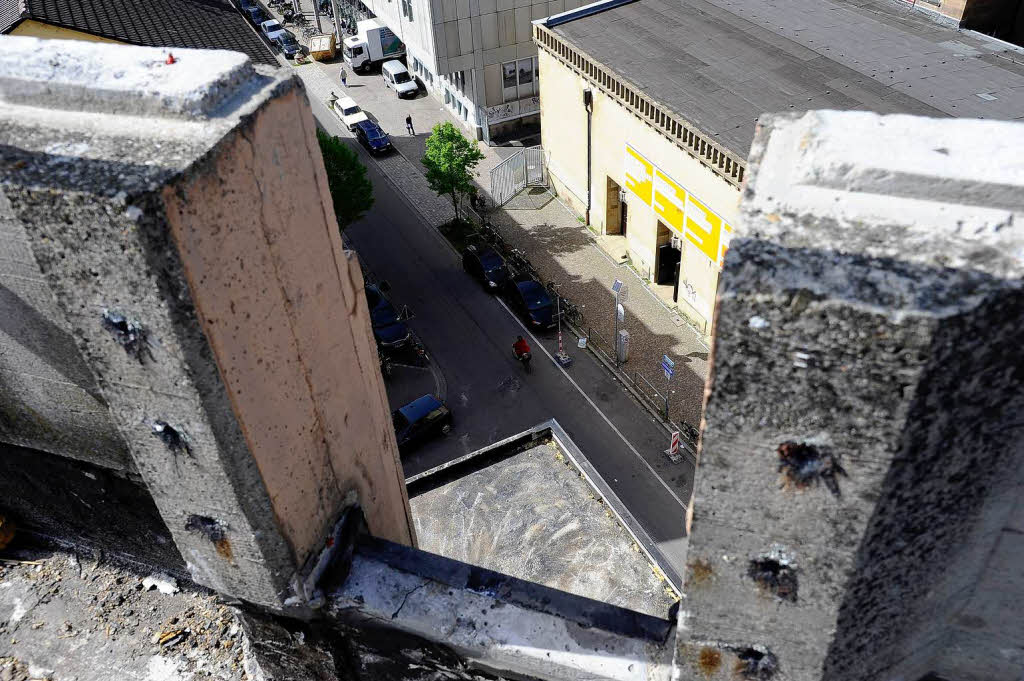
left=317, top=129, right=374, bottom=233
left=421, top=122, right=485, bottom=219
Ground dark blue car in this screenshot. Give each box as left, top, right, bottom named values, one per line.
left=461, top=240, right=509, bottom=292
left=245, top=5, right=269, bottom=24
left=504, top=277, right=555, bottom=329
left=354, top=120, right=392, bottom=154
left=393, top=394, right=452, bottom=453
left=273, top=33, right=302, bottom=59
left=366, top=284, right=411, bottom=348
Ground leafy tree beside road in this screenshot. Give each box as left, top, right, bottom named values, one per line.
left=421, top=122, right=484, bottom=219
left=317, top=129, right=374, bottom=233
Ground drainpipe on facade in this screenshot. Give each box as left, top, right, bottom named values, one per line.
left=583, top=87, right=593, bottom=225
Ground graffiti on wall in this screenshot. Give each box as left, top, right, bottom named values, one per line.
left=623, top=144, right=734, bottom=269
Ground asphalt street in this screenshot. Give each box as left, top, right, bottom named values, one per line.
left=309, top=95, right=691, bottom=580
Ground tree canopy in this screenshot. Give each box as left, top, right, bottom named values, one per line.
left=421, top=122, right=485, bottom=218
left=317, top=129, right=374, bottom=233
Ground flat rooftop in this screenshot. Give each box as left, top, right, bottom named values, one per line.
left=408, top=435, right=678, bottom=619
left=551, top=0, right=1024, bottom=157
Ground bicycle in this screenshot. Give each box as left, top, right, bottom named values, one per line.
left=509, top=251, right=539, bottom=279
left=561, top=299, right=583, bottom=327
left=481, top=224, right=507, bottom=253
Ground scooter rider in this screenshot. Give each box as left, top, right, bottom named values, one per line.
left=513, top=335, right=530, bottom=359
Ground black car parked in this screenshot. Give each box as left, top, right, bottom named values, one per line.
left=393, top=394, right=452, bottom=454
left=354, top=120, right=392, bottom=154
left=273, top=33, right=301, bottom=59
left=503, top=276, right=556, bottom=330
left=245, top=5, right=269, bottom=24
left=461, top=240, right=509, bottom=292
left=366, top=283, right=411, bottom=349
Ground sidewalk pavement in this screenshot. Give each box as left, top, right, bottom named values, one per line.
left=293, top=56, right=710, bottom=431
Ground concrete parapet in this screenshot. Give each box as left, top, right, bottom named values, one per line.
left=676, top=110, right=1024, bottom=681
left=327, top=536, right=676, bottom=681
left=0, top=37, right=414, bottom=610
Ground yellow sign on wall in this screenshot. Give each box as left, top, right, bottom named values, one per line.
left=623, top=144, right=733, bottom=270
left=623, top=146, right=653, bottom=205
left=653, top=169, right=686, bottom=233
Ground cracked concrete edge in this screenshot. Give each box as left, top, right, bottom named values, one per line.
left=330, top=535, right=677, bottom=681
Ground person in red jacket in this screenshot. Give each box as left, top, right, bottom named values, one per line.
left=513, top=335, right=530, bottom=358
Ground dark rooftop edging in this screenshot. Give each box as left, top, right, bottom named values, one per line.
left=354, top=534, right=675, bottom=642
left=405, top=420, right=549, bottom=492
left=540, top=0, right=639, bottom=28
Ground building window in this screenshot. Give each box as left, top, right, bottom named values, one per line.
left=400, top=0, right=414, bottom=20
left=502, top=62, right=516, bottom=88
left=517, top=58, right=533, bottom=98
left=502, top=58, right=538, bottom=102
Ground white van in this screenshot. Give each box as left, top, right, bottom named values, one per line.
left=332, top=96, right=368, bottom=131
left=381, top=60, right=418, bottom=98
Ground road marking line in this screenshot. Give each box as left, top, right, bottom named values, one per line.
left=496, top=298, right=687, bottom=511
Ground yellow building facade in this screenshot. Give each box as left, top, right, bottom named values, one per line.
left=533, top=25, right=745, bottom=332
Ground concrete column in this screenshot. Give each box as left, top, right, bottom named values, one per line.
left=675, top=111, right=1024, bottom=681
left=0, top=37, right=415, bottom=610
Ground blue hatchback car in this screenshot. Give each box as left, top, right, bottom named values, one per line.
left=354, top=120, right=392, bottom=154
left=393, top=394, right=452, bottom=453
left=504, top=278, right=556, bottom=330
left=365, top=283, right=411, bottom=348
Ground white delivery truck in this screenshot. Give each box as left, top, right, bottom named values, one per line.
left=343, top=18, right=405, bottom=73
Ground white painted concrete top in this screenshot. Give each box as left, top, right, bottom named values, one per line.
left=0, top=36, right=263, bottom=118
left=743, top=110, right=1024, bottom=278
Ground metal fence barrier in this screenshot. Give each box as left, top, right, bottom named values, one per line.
left=490, top=146, right=546, bottom=207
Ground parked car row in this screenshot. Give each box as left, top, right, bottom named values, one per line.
left=328, top=96, right=394, bottom=154
left=368, top=231, right=554, bottom=461
left=363, top=282, right=453, bottom=456
left=385, top=238, right=556, bottom=457
left=461, top=238, right=557, bottom=330
left=238, top=0, right=303, bottom=59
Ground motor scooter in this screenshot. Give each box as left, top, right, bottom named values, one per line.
left=514, top=349, right=531, bottom=373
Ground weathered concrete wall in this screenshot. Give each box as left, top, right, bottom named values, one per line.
left=675, top=110, right=1024, bottom=681
left=0, top=190, right=133, bottom=473
left=0, top=37, right=414, bottom=610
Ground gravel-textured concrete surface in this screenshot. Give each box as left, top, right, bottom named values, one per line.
left=0, top=549, right=248, bottom=681
left=410, top=441, right=678, bottom=618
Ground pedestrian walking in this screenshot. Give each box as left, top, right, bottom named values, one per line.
left=406, top=114, right=415, bottom=136
left=340, top=67, right=347, bottom=87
